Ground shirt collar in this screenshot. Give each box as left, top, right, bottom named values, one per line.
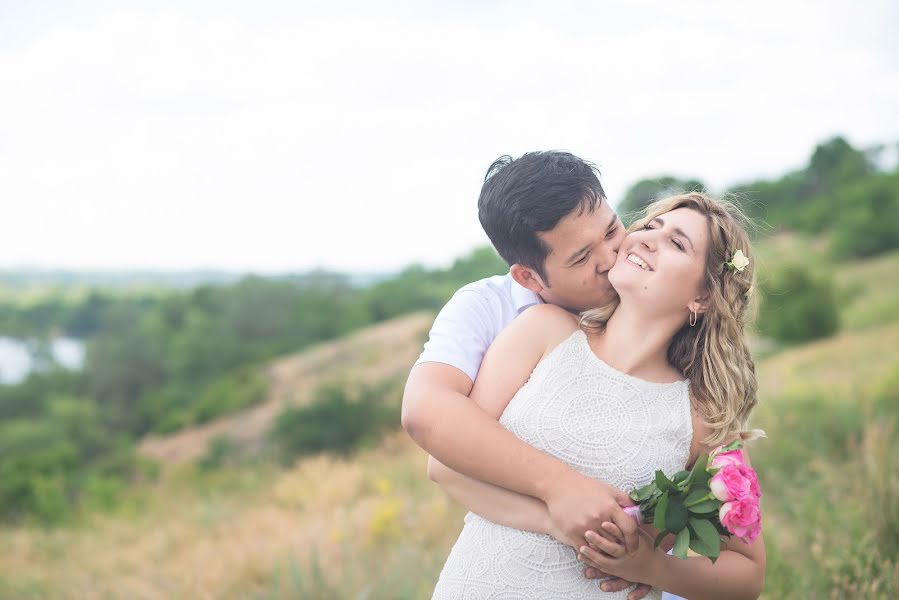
left=510, top=275, right=542, bottom=313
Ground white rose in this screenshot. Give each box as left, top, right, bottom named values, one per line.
left=731, top=249, right=749, bottom=272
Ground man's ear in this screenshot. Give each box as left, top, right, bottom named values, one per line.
left=510, top=264, right=547, bottom=294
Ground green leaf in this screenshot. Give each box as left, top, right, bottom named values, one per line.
left=655, top=470, right=677, bottom=492
left=665, top=497, right=689, bottom=532
left=720, top=439, right=743, bottom=453
left=690, top=454, right=711, bottom=485
left=688, top=518, right=722, bottom=562
left=673, top=527, right=690, bottom=559
left=654, top=492, right=669, bottom=531
left=672, top=470, right=690, bottom=485
left=684, top=487, right=710, bottom=506
left=688, top=500, right=720, bottom=514
left=631, top=483, right=656, bottom=502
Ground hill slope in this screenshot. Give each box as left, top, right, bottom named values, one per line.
left=137, top=311, right=433, bottom=465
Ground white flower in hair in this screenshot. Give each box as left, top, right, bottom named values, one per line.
left=727, top=249, right=750, bottom=272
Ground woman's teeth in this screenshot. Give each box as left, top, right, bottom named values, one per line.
left=627, top=254, right=651, bottom=271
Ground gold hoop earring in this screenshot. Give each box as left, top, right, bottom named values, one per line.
left=689, top=309, right=697, bottom=327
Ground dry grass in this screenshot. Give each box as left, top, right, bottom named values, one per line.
left=0, top=431, right=458, bottom=599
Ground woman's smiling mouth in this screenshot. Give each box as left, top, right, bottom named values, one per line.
left=626, top=253, right=653, bottom=271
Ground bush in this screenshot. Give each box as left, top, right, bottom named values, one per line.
left=198, top=435, right=242, bottom=471
left=269, top=381, right=399, bottom=463
left=830, top=173, right=899, bottom=258
left=190, top=366, right=268, bottom=425
left=757, top=263, right=840, bottom=343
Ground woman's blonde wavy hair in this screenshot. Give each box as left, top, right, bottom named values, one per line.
left=581, top=192, right=762, bottom=447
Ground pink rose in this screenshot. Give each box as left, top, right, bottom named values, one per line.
left=710, top=449, right=744, bottom=469
left=719, top=498, right=762, bottom=543
left=710, top=464, right=751, bottom=501
left=743, top=465, right=762, bottom=498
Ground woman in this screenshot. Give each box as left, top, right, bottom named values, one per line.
left=429, top=193, right=766, bottom=599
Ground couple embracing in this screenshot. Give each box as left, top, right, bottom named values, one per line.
left=402, top=151, right=766, bottom=599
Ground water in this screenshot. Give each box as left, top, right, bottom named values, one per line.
left=0, top=336, right=85, bottom=384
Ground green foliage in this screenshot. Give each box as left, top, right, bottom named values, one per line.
left=830, top=173, right=899, bottom=258
left=616, top=176, right=706, bottom=224
left=730, top=135, right=875, bottom=230
left=191, top=366, right=267, bottom=425
left=757, top=263, right=840, bottom=343
left=198, top=435, right=242, bottom=471
left=269, top=380, right=400, bottom=462
left=0, top=395, right=138, bottom=523
left=362, top=247, right=506, bottom=322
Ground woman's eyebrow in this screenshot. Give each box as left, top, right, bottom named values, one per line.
left=653, top=217, right=694, bottom=249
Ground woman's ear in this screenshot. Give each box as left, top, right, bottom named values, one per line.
left=510, top=264, right=546, bottom=294
left=688, top=293, right=710, bottom=316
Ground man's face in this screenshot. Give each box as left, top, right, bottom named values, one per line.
left=532, top=199, right=625, bottom=312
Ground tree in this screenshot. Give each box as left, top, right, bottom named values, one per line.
left=616, top=176, right=705, bottom=224
left=757, top=264, right=840, bottom=343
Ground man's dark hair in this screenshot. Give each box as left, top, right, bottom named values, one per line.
left=478, top=151, right=605, bottom=284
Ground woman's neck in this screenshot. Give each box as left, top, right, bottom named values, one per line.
left=591, top=300, right=685, bottom=380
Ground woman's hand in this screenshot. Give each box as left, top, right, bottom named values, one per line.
left=578, top=521, right=663, bottom=588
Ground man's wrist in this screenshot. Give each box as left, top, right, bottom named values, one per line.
left=531, top=460, right=577, bottom=501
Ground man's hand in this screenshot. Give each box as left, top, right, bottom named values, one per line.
left=583, top=565, right=653, bottom=600
left=542, top=471, right=639, bottom=551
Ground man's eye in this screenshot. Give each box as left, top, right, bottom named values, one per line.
left=605, top=227, right=618, bottom=240
left=575, top=254, right=590, bottom=265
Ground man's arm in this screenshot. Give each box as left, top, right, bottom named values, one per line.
left=427, top=456, right=556, bottom=536
left=402, top=303, right=639, bottom=551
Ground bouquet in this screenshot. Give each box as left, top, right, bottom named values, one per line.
left=623, top=440, right=761, bottom=562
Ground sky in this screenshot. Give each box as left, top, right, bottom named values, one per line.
left=2, top=0, right=898, bottom=274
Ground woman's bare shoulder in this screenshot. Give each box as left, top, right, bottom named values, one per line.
left=515, top=303, right=579, bottom=337
left=519, top=303, right=580, bottom=326
left=502, top=304, right=580, bottom=359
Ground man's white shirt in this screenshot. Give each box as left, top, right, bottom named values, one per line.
left=415, top=273, right=541, bottom=383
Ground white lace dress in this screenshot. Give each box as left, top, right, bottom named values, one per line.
left=432, top=329, right=694, bottom=600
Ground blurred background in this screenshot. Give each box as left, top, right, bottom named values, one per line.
left=1, top=1, right=897, bottom=598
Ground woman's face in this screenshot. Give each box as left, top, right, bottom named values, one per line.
left=608, top=207, right=711, bottom=319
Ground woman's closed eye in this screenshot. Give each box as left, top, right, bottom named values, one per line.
left=644, top=223, right=685, bottom=251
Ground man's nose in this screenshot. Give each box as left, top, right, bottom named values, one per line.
left=596, top=244, right=618, bottom=274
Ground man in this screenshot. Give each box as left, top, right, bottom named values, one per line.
left=402, top=151, right=664, bottom=598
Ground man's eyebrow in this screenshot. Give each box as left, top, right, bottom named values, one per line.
left=566, top=243, right=592, bottom=265
left=653, top=217, right=694, bottom=249
left=606, top=214, right=619, bottom=232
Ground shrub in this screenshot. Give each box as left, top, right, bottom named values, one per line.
left=269, top=380, right=399, bottom=463
left=756, top=263, right=840, bottom=343
left=830, top=173, right=899, bottom=258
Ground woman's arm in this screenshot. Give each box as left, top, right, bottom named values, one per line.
left=648, top=540, right=765, bottom=600
left=427, top=456, right=555, bottom=536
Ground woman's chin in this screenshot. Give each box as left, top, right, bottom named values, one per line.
left=608, top=265, right=644, bottom=292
